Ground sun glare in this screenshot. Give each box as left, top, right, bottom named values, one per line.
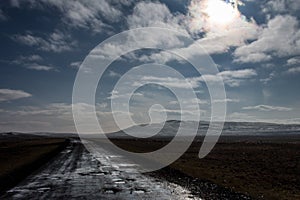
left=189, top=0, right=241, bottom=32
left=205, top=0, right=238, bottom=26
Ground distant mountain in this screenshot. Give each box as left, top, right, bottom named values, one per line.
left=0, top=132, right=78, bottom=139
left=2, top=121, right=300, bottom=139
left=106, top=120, right=300, bottom=139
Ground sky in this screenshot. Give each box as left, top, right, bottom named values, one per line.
left=0, top=0, right=300, bottom=133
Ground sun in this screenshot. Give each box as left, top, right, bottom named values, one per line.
left=188, top=0, right=241, bottom=32
left=204, top=0, right=238, bottom=26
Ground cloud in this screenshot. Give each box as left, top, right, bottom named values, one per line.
left=13, top=34, right=42, bottom=46
left=127, top=69, right=256, bottom=91
left=108, top=90, right=144, bottom=100
left=12, top=54, right=43, bottom=65
left=127, top=2, right=185, bottom=31
left=202, top=69, right=257, bottom=87
left=234, top=52, right=272, bottom=63
left=262, top=0, right=300, bottom=15
left=243, top=105, right=292, bottom=111
left=90, top=29, right=186, bottom=63
left=108, top=70, right=121, bottom=77
left=10, top=0, right=123, bottom=33
left=26, top=64, right=55, bottom=71
left=98, top=102, right=108, bottom=109
left=123, top=1, right=259, bottom=64
left=260, top=71, right=276, bottom=84
left=187, top=0, right=259, bottom=54
left=89, top=1, right=258, bottom=65
left=140, top=2, right=259, bottom=62
left=183, top=98, right=209, bottom=105
left=69, top=61, right=82, bottom=69
left=10, top=0, right=20, bottom=7
left=218, top=69, right=257, bottom=79
left=117, top=1, right=202, bottom=64
left=287, top=57, right=300, bottom=66
left=134, top=76, right=201, bottom=89
left=0, top=103, right=75, bottom=132
left=147, top=107, right=203, bottom=117
left=0, top=102, right=135, bottom=132
left=234, top=15, right=300, bottom=63
left=0, top=9, right=7, bottom=21
left=197, top=27, right=258, bottom=55
left=0, top=89, right=32, bottom=102
left=15, top=103, right=73, bottom=116
left=213, top=98, right=240, bottom=103
left=24, top=54, right=43, bottom=62
left=13, top=30, right=76, bottom=52
left=286, top=67, right=300, bottom=74
left=11, top=55, right=55, bottom=71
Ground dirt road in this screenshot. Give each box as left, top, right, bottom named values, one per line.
left=2, top=140, right=199, bottom=199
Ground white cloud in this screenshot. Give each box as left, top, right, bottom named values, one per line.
left=26, top=54, right=43, bottom=61
left=234, top=15, right=300, bottom=63
left=108, top=90, right=144, bottom=100
left=287, top=57, right=300, bottom=66
left=12, top=54, right=43, bottom=65
left=10, top=0, right=122, bottom=32
left=260, top=71, right=276, bottom=84
left=262, top=0, right=300, bottom=15
left=13, top=30, right=76, bottom=52
left=98, top=102, right=108, bottom=109
left=89, top=27, right=187, bottom=65
left=88, top=1, right=258, bottom=65
left=69, top=61, right=82, bottom=69
left=17, top=103, right=74, bottom=117
left=26, top=64, right=55, bottom=71
left=108, top=70, right=121, bottom=77
left=135, top=76, right=201, bottom=89
left=182, top=98, right=209, bottom=105
left=0, top=102, right=136, bottom=133
left=234, top=52, right=272, bottom=63
left=213, top=98, right=240, bottom=103
left=286, top=67, right=300, bottom=74
left=130, top=69, right=256, bottom=90
left=0, top=103, right=75, bottom=132
left=196, top=16, right=258, bottom=55
left=0, top=89, right=32, bottom=102
left=148, top=107, right=202, bottom=116
left=127, top=2, right=185, bottom=31
left=13, top=34, right=43, bottom=46
left=123, top=69, right=256, bottom=94
left=187, top=0, right=259, bottom=54
left=123, top=1, right=259, bottom=64
left=243, top=105, right=292, bottom=111
left=136, top=42, right=206, bottom=64
left=218, top=69, right=257, bottom=79
left=202, top=69, right=257, bottom=87
left=11, top=55, right=54, bottom=71
left=114, top=1, right=201, bottom=64
left=136, top=6, right=259, bottom=62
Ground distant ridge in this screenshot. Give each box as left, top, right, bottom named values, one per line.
left=106, top=120, right=300, bottom=139
left=2, top=121, right=300, bottom=138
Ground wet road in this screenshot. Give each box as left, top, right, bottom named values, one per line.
left=2, top=140, right=200, bottom=200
